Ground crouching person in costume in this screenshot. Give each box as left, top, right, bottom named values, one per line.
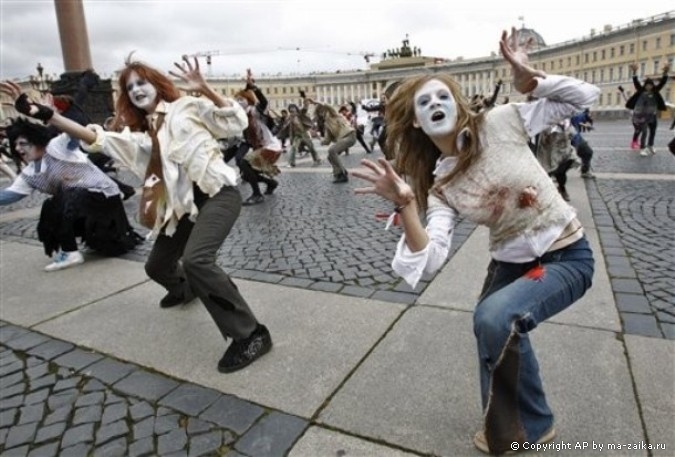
left=352, top=28, right=598, bottom=455
left=0, top=118, right=141, bottom=271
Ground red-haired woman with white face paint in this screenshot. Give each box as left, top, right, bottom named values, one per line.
left=352, top=28, right=600, bottom=454
left=1, top=55, right=272, bottom=374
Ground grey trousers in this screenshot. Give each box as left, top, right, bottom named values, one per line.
left=145, top=186, right=258, bottom=341
left=327, top=131, right=356, bottom=177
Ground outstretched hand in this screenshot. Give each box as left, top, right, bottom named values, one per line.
left=351, top=158, right=415, bottom=207
left=0, top=80, right=23, bottom=101
left=170, top=55, right=207, bottom=93
left=0, top=80, right=54, bottom=122
left=499, top=27, right=546, bottom=94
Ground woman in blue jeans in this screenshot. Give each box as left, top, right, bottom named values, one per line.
left=352, top=28, right=598, bottom=454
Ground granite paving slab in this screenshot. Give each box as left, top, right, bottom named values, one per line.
left=318, top=306, right=643, bottom=456
left=0, top=241, right=149, bottom=327
left=33, top=277, right=406, bottom=418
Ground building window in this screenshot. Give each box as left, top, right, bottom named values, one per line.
left=591, top=70, right=596, bottom=83
left=642, top=40, right=647, bottom=51
left=620, top=45, right=625, bottom=55
left=616, top=92, right=621, bottom=105
left=640, top=62, right=646, bottom=75
left=567, top=57, right=571, bottom=67
left=576, top=55, right=580, bottom=65
left=655, top=37, right=661, bottom=49
left=671, top=34, right=675, bottom=46
left=629, top=43, right=634, bottom=53
left=541, top=62, right=545, bottom=71
left=592, top=51, right=597, bottom=62
left=618, top=66, right=623, bottom=80
left=653, top=60, right=660, bottom=74
left=601, top=49, right=605, bottom=60
left=610, top=48, right=615, bottom=58
left=609, top=68, right=614, bottom=81
left=600, top=69, right=604, bottom=82
left=584, top=53, right=589, bottom=63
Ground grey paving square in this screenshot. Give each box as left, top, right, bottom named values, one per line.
left=114, top=370, right=179, bottom=402
left=235, top=411, right=308, bottom=457
left=199, top=395, right=264, bottom=435
left=159, top=383, right=221, bottom=416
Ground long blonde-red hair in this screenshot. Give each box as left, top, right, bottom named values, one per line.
left=386, top=73, right=486, bottom=212
left=112, top=60, right=181, bottom=132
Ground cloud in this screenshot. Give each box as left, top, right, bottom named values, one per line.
left=1, top=0, right=672, bottom=81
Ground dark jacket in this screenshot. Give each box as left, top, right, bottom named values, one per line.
left=625, top=73, right=668, bottom=111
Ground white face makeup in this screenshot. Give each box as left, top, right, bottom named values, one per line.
left=126, top=71, right=158, bottom=112
left=413, top=79, right=457, bottom=138
left=14, top=137, right=42, bottom=162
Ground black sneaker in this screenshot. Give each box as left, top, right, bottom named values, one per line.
left=332, top=173, right=349, bottom=183
left=242, top=194, right=264, bottom=206
left=218, top=324, right=272, bottom=373
left=264, top=180, right=278, bottom=195
left=159, top=286, right=195, bottom=308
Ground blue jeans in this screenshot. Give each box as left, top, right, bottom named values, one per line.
left=473, top=236, right=594, bottom=454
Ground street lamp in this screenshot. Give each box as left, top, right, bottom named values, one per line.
left=29, top=63, right=53, bottom=95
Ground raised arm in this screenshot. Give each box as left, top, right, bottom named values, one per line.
left=655, top=63, right=671, bottom=91
left=630, top=63, right=642, bottom=91
left=170, top=55, right=233, bottom=108
left=499, top=27, right=546, bottom=94
left=0, top=81, right=97, bottom=144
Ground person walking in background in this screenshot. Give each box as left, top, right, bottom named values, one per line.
left=233, top=71, right=281, bottom=206
left=277, top=97, right=321, bottom=168
left=569, top=109, right=595, bottom=178
left=340, top=102, right=371, bottom=153
left=352, top=27, right=598, bottom=455
left=625, top=63, right=670, bottom=156
left=535, top=121, right=579, bottom=201
left=1, top=55, right=272, bottom=373
left=307, top=97, right=355, bottom=183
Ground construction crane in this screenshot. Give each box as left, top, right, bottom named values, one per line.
left=186, top=47, right=377, bottom=75
left=277, top=47, right=377, bottom=63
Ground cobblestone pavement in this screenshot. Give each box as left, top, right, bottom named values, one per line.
left=0, top=145, right=476, bottom=306
left=583, top=120, right=675, bottom=339
left=0, top=323, right=307, bottom=457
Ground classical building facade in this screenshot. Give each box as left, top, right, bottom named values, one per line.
left=2, top=11, right=673, bottom=121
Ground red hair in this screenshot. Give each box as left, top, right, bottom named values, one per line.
left=113, top=61, right=181, bottom=132
left=235, top=89, right=257, bottom=107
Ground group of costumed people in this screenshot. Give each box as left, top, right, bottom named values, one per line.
left=2, top=26, right=604, bottom=454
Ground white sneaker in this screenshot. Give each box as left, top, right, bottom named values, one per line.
left=639, top=149, right=650, bottom=157
left=648, top=146, right=656, bottom=154
left=44, top=251, right=84, bottom=272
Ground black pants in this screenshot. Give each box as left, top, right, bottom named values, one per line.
left=37, top=187, right=140, bottom=257
left=144, top=186, right=258, bottom=341
left=574, top=139, right=593, bottom=173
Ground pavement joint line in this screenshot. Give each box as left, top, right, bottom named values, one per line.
left=24, top=279, right=152, bottom=330
left=614, top=332, right=656, bottom=452
left=308, top=304, right=412, bottom=423
left=309, top=422, right=431, bottom=457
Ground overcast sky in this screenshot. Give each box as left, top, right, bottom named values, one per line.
left=1, top=1, right=673, bottom=82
